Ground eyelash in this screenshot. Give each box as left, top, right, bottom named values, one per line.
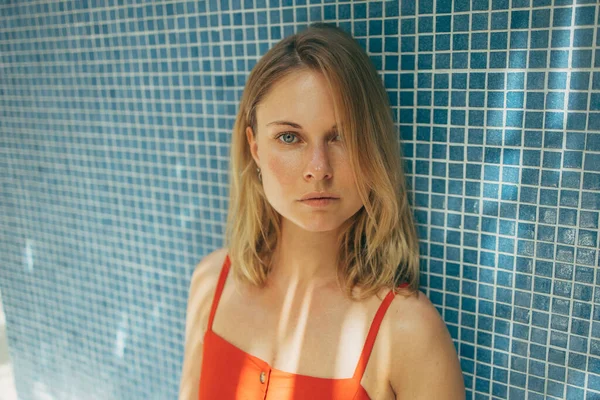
left=275, top=132, right=341, bottom=145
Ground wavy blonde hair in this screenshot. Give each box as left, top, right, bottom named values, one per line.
left=224, top=22, right=420, bottom=301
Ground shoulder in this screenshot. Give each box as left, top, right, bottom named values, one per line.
left=187, top=247, right=229, bottom=331
left=191, top=247, right=229, bottom=289
left=179, top=248, right=229, bottom=399
left=387, top=289, right=466, bottom=399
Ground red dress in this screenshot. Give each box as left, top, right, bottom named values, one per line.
left=198, top=254, right=409, bottom=399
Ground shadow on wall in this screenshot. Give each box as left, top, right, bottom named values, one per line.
left=0, top=291, right=18, bottom=400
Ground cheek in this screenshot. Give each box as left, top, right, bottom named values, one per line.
left=267, top=154, right=298, bottom=186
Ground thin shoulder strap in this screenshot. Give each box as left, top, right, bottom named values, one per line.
left=206, top=253, right=231, bottom=332
left=353, top=282, right=409, bottom=380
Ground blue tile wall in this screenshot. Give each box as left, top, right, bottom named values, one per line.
left=0, top=1, right=599, bottom=399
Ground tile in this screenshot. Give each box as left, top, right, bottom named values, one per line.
left=1, top=1, right=599, bottom=399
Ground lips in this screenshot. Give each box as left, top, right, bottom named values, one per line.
left=300, top=197, right=338, bottom=207
left=299, top=192, right=340, bottom=201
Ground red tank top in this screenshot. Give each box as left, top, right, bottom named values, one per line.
left=198, top=254, right=408, bottom=399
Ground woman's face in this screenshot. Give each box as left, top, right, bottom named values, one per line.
left=246, top=69, right=365, bottom=232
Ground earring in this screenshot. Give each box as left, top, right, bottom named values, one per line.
left=257, top=167, right=262, bottom=182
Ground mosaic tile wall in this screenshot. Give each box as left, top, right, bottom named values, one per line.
left=1, top=0, right=599, bottom=399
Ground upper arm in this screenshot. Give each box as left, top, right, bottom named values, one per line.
left=178, top=248, right=227, bottom=400
left=388, top=291, right=466, bottom=400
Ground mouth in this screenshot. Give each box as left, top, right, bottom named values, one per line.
left=300, top=198, right=339, bottom=207
left=299, top=191, right=340, bottom=201
left=302, top=197, right=336, bottom=200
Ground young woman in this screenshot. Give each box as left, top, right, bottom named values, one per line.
left=180, top=23, right=465, bottom=399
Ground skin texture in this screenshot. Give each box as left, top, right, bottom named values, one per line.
left=243, top=68, right=466, bottom=398
left=246, top=69, right=365, bottom=295
left=178, top=69, right=466, bottom=400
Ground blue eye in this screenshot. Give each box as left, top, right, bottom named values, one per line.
left=275, top=132, right=342, bottom=145
left=277, top=132, right=298, bottom=144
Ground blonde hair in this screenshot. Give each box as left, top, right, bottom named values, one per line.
left=224, top=22, right=420, bottom=301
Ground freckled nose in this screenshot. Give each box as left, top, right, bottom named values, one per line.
left=304, top=146, right=333, bottom=180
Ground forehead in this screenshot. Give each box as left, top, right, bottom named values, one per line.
left=256, top=69, right=339, bottom=126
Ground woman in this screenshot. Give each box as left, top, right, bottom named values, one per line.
left=180, top=23, right=465, bottom=399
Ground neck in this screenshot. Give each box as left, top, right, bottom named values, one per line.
left=267, top=220, right=341, bottom=294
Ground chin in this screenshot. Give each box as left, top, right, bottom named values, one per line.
left=290, top=215, right=346, bottom=232
left=269, top=201, right=354, bottom=232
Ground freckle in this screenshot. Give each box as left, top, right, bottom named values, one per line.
left=268, top=156, right=296, bottom=184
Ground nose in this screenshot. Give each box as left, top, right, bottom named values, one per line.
left=303, top=144, right=333, bottom=181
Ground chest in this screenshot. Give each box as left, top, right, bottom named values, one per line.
left=208, top=282, right=396, bottom=399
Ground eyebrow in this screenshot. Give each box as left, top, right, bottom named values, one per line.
left=266, top=120, right=337, bottom=132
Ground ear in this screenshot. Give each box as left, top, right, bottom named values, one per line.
left=246, top=126, right=260, bottom=166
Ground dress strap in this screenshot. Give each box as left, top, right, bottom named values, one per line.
left=353, top=282, right=409, bottom=380
left=206, top=253, right=231, bottom=332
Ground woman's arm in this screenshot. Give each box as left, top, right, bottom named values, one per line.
left=178, top=262, right=206, bottom=400
left=388, top=291, right=466, bottom=399
left=178, top=249, right=226, bottom=400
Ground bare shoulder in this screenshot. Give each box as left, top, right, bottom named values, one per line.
left=388, top=289, right=466, bottom=399
left=189, top=247, right=230, bottom=325
left=179, top=247, right=229, bottom=400
left=191, top=247, right=229, bottom=291
left=193, top=247, right=229, bottom=279
left=186, top=246, right=229, bottom=337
